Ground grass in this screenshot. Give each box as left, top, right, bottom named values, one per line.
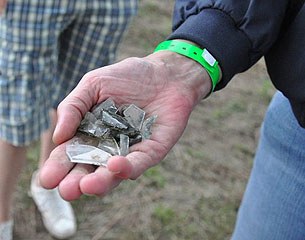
left=143, top=166, right=167, bottom=188
left=211, top=100, right=248, bottom=120
left=259, top=79, right=275, bottom=103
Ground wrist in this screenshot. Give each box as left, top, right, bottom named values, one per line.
left=154, top=40, right=222, bottom=93
left=145, top=50, right=213, bottom=106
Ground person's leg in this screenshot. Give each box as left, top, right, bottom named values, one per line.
left=0, top=1, right=51, bottom=238
left=0, top=142, right=26, bottom=239
left=30, top=108, right=77, bottom=239
left=38, top=109, right=57, bottom=169
left=0, top=1, right=76, bottom=238
left=0, top=141, right=26, bottom=222
left=232, top=91, right=305, bottom=240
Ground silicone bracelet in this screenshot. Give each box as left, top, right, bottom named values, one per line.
left=154, top=40, right=220, bottom=92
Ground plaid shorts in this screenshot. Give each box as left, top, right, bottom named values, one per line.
left=0, top=0, right=137, bottom=146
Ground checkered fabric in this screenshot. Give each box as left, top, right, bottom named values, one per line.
left=0, top=0, right=138, bottom=146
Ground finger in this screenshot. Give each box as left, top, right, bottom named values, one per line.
left=79, top=149, right=154, bottom=197
left=107, top=139, right=166, bottom=180
left=39, top=144, right=75, bottom=189
left=79, top=167, right=123, bottom=197
left=58, top=163, right=96, bottom=201
left=53, top=104, right=83, bottom=145
left=106, top=152, right=152, bottom=180
left=127, top=139, right=167, bottom=179
left=106, top=156, right=133, bottom=179
left=53, top=76, right=101, bottom=144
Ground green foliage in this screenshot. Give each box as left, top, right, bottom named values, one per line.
left=212, top=100, right=247, bottom=120
left=198, top=197, right=238, bottom=240
left=26, top=142, right=40, bottom=165
left=153, top=205, right=175, bottom=225
left=233, top=143, right=254, bottom=158
left=144, top=166, right=166, bottom=188
left=186, top=147, right=207, bottom=159
left=152, top=205, right=202, bottom=239
left=259, top=79, right=275, bottom=103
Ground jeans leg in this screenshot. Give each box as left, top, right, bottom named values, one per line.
left=232, top=91, right=305, bottom=240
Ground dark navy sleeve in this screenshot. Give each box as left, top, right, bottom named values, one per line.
left=169, top=0, right=290, bottom=90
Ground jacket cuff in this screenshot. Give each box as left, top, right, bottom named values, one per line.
left=168, top=8, right=252, bottom=91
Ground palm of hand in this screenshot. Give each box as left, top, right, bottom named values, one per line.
left=40, top=57, right=194, bottom=200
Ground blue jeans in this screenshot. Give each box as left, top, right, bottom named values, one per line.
left=232, top=91, right=305, bottom=240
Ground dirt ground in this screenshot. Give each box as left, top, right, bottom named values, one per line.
left=13, top=1, right=275, bottom=239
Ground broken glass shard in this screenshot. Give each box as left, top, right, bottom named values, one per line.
left=72, top=133, right=100, bottom=147
left=97, top=137, right=120, bottom=156
left=119, top=134, right=129, bottom=156
left=66, top=98, right=157, bottom=166
left=94, top=120, right=110, bottom=138
left=102, top=111, right=128, bottom=130
left=141, top=115, right=158, bottom=139
left=66, top=144, right=111, bottom=166
left=78, top=112, right=98, bottom=136
left=123, top=104, right=145, bottom=130
left=91, top=98, right=117, bottom=118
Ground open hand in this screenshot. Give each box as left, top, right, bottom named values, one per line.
left=39, top=51, right=211, bottom=200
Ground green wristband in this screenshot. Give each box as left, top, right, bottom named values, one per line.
left=154, top=40, right=220, bottom=92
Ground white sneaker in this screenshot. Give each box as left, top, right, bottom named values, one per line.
left=30, top=171, right=77, bottom=239
left=0, top=220, right=13, bottom=240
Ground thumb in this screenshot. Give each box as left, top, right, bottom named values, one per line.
left=53, top=102, right=83, bottom=144
left=53, top=81, right=100, bottom=144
